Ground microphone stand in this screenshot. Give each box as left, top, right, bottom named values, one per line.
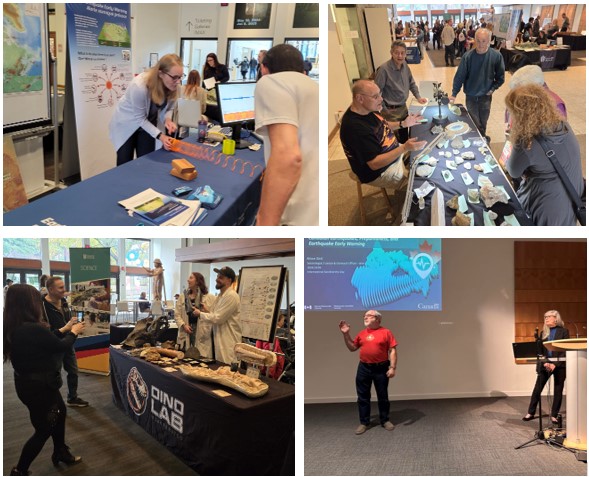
left=515, top=329, right=547, bottom=449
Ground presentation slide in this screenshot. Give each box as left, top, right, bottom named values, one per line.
left=305, top=238, right=442, bottom=312
left=217, top=82, right=255, bottom=123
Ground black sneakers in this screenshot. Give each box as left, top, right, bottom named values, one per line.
left=67, top=397, right=89, bottom=407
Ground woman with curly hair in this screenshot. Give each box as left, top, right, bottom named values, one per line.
left=4, top=284, right=85, bottom=475
left=109, top=53, right=182, bottom=166
left=505, top=83, right=583, bottom=225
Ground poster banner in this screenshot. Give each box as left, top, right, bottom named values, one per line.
left=506, top=9, right=522, bottom=44
left=234, top=3, right=272, bottom=29
left=70, top=247, right=112, bottom=374
left=66, top=3, right=132, bottom=180
left=539, top=50, right=557, bottom=70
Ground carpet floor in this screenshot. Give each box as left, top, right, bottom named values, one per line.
left=305, top=397, right=587, bottom=475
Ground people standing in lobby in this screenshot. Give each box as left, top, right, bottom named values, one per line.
left=42, top=277, right=89, bottom=408
left=374, top=40, right=428, bottom=143
left=175, top=272, right=216, bottom=356
left=522, top=311, right=569, bottom=423
left=449, top=27, right=505, bottom=143
left=338, top=310, right=398, bottom=435
left=254, top=43, right=319, bottom=226
left=109, top=53, right=181, bottom=166
left=193, top=267, right=242, bottom=364
left=4, top=284, right=85, bottom=476
left=441, top=19, right=456, bottom=67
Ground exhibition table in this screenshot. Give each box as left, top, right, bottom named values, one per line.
left=404, top=104, right=532, bottom=226
left=544, top=338, right=587, bottom=452
left=500, top=46, right=572, bottom=71
left=3, top=136, right=265, bottom=226
left=109, top=346, right=295, bottom=475
left=554, top=33, right=586, bottom=51
left=109, top=324, right=178, bottom=345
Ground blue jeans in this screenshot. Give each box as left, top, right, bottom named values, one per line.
left=466, top=95, right=492, bottom=137
left=62, top=347, right=79, bottom=400
left=356, top=361, right=390, bottom=425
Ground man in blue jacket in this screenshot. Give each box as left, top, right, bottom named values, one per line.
left=449, top=28, right=504, bottom=143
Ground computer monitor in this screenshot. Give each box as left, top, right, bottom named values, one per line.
left=215, top=81, right=256, bottom=149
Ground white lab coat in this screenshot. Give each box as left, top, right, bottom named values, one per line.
left=200, top=288, right=242, bottom=364
left=175, top=291, right=215, bottom=357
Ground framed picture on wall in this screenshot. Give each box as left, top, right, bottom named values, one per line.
left=149, top=53, right=158, bottom=68
left=234, top=3, right=272, bottom=29
left=293, top=3, right=319, bottom=28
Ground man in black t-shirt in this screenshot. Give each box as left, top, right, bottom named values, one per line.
left=340, top=79, right=426, bottom=189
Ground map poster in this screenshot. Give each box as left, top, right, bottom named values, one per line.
left=237, top=266, right=286, bottom=343
left=3, top=3, right=51, bottom=128
left=69, top=247, right=111, bottom=374
left=3, top=135, right=29, bottom=211
left=66, top=3, right=131, bottom=180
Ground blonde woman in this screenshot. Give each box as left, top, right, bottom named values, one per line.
left=175, top=272, right=215, bottom=356
left=522, top=310, right=569, bottom=423
left=109, top=53, right=182, bottom=166
left=505, top=84, right=583, bottom=225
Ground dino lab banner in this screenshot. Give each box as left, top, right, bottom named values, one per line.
left=66, top=3, right=132, bottom=180
left=70, top=247, right=112, bottom=374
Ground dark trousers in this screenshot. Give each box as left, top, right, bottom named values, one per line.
left=444, top=44, right=455, bottom=65
left=465, top=95, right=492, bottom=137
left=116, top=127, right=156, bottom=166
left=527, top=365, right=566, bottom=417
left=14, top=377, right=67, bottom=472
left=62, top=347, right=79, bottom=401
left=356, top=361, right=390, bottom=425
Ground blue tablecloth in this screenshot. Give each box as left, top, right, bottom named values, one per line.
left=4, top=136, right=265, bottom=226
left=405, top=104, right=533, bottom=226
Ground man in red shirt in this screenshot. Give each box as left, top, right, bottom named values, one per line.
left=339, top=310, right=398, bottom=435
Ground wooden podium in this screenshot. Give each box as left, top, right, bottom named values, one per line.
left=544, top=338, right=587, bottom=451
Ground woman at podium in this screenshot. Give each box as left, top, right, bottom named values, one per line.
left=522, top=310, right=569, bottom=424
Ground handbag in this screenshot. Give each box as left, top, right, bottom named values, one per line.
left=536, top=136, right=586, bottom=226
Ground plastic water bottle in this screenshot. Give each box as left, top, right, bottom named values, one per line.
left=198, top=119, right=207, bottom=143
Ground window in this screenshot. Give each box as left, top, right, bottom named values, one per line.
left=3, top=238, right=41, bottom=259
left=90, top=238, right=120, bottom=265
left=126, top=274, right=151, bottom=301
left=226, top=38, right=273, bottom=81
left=285, top=38, right=319, bottom=80
left=180, top=38, right=219, bottom=80
left=48, top=238, right=84, bottom=262
left=125, top=239, right=150, bottom=267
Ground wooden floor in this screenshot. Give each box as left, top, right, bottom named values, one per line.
left=3, top=362, right=198, bottom=476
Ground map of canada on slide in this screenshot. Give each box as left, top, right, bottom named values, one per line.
left=98, top=22, right=131, bottom=47
left=3, top=3, right=43, bottom=94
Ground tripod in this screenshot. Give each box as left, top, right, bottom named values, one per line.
left=515, top=332, right=551, bottom=450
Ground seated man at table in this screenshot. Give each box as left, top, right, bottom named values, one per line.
left=138, top=291, right=151, bottom=314
left=340, top=79, right=427, bottom=191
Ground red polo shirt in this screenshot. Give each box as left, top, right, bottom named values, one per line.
left=353, top=327, right=397, bottom=363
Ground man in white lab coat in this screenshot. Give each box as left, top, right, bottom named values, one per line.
left=194, top=267, right=242, bottom=364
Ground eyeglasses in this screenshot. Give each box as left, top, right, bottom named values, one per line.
left=358, top=92, right=382, bottom=100
left=164, top=72, right=185, bottom=82
left=544, top=315, right=556, bottom=319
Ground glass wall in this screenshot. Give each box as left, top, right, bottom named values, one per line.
left=180, top=38, right=219, bottom=80
left=3, top=239, right=41, bottom=259
left=226, top=38, right=273, bottom=81
left=286, top=38, right=319, bottom=80
left=48, top=238, right=84, bottom=262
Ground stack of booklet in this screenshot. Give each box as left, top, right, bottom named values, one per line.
left=119, top=188, right=205, bottom=226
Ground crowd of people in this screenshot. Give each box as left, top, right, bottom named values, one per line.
left=4, top=267, right=295, bottom=475
left=340, top=12, right=584, bottom=226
